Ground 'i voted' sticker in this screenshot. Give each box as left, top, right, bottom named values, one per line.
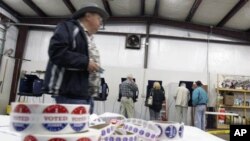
left=13, top=104, right=31, bottom=131
left=105, top=137, right=113, bottom=141
left=116, top=137, right=121, bottom=141
left=133, top=127, right=138, bottom=133
left=129, top=137, right=135, bottom=141
left=156, top=124, right=163, bottom=137
left=24, top=135, right=37, bottom=141
left=42, top=104, right=68, bottom=132
left=139, top=130, right=145, bottom=135
left=70, top=106, right=87, bottom=132
left=48, top=138, right=66, bottom=141
left=77, top=137, right=91, bottom=141
left=179, top=125, right=184, bottom=137
left=145, top=132, right=151, bottom=138
left=165, top=125, right=177, bottom=138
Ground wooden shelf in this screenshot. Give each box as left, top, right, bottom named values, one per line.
left=220, top=105, right=250, bottom=109
left=216, top=74, right=250, bottom=129
left=216, top=88, right=250, bottom=93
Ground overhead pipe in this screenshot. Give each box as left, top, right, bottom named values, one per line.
left=5, top=22, right=56, bottom=28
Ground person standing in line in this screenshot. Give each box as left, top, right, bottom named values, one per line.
left=119, top=74, right=138, bottom=118
left=43, top=3, right=109, bottom=114
left=174, top=82, right=190, bottom=124
left=146, top=82, right=165, bottom=120
left=192, top=81, right=208, bottom=130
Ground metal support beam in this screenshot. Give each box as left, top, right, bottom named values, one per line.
left=21, top=25, right=250, bottom=46
left=20, top=17, right=66, bottom=25
left=153, top=0, right=160, bottom=16
left=63, top=0, right=76, bottom=14
left=149, top=34, right=250, bottom=46
left=0, top=13, right=16, bottom=24
left=102, top=0, right=112, bottom=16
left=141, top=0, right=145, bottom=16
left=9, top=26, right=29, bottom=104
left=151, top=17, right=250, bottom=42
left=23, top=0, right=47, bottom=17
left=144, top=22, right=150, bottom=68
left=186, top=0, right=202, bottom=22
left=0, top=1, right=22, bottom=19
left=217, top=0, right=249, bottom=27
left=20, top=16, right=250, bottom=42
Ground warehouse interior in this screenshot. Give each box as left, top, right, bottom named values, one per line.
left=1, top=0, right=250, bottom=141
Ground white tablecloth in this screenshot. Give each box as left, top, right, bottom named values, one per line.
left=0, top=115, right=225, bottom=141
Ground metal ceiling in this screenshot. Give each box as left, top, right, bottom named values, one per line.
left=1, top=0, right=250, bottom=41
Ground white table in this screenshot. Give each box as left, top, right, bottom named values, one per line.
left=183, top=126, right=225, bottom=141
left=0, top=115, right=10, bottom=127
left=0, top=115, right=225, bottom=141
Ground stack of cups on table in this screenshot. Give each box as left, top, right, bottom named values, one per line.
left=9, top=102, right=100, bottom=141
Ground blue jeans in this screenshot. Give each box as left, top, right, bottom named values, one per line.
left=55, top=95, right=94, bottom=114
left=194, top=105, right=206, bottom=130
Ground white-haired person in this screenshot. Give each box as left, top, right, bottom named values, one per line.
left=146, top=82, right=165, bottom=120
left=119, top=74, right=138, bottom=118
left=174, top=82, right=190, bottom=124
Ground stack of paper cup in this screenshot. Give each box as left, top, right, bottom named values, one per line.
left=9, top=102, right=101, bottom=141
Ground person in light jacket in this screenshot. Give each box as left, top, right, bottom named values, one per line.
left=174, top=82, right=190, bottom=124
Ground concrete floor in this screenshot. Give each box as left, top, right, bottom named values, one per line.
left=214, top=134, right=229, bottom=141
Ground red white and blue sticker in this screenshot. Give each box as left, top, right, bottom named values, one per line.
left=104, top=137, right=135, bottom=141
left=156, top=124, right=163, bottom=137
left=114, top=137, right=121, bottom=141
left=165, top=125, right=177, bottom=138
left=128, top=126, right=133, bottom=132
left=48, top=138, right=66, bottom=141
left=24, top=135, right=37, bottom=141
left=133, top=127, right=139, bottom=133
left=150, top=134, right=156, bottom=139
left=101, top=129, right=106, bottom=136
left=105, top=137, right=113, bottom=141
left=42, top=104, right=68, bottom=132
left=139, top=129, right=145, bottom=135
left=77, top=137, right=91, bottom=141
left=179, top=125, right=184, bottom=137
left=145, top=132, right=151, bottom=138
left=12, top=104, right=31, bottom=131
left=70, top=106, right=87, bottom=132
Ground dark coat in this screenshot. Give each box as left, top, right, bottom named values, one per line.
left=43, top=19, right=90, bottom=100
left=146, top=89, right=166, bottom=112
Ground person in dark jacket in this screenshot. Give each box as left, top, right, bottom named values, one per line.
left=43, top=3, right=109, bottom=114
left=146, top=82, right=165, bottom=120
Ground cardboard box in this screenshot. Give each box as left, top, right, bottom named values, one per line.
left=224, top=95, right=234, bottom=106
